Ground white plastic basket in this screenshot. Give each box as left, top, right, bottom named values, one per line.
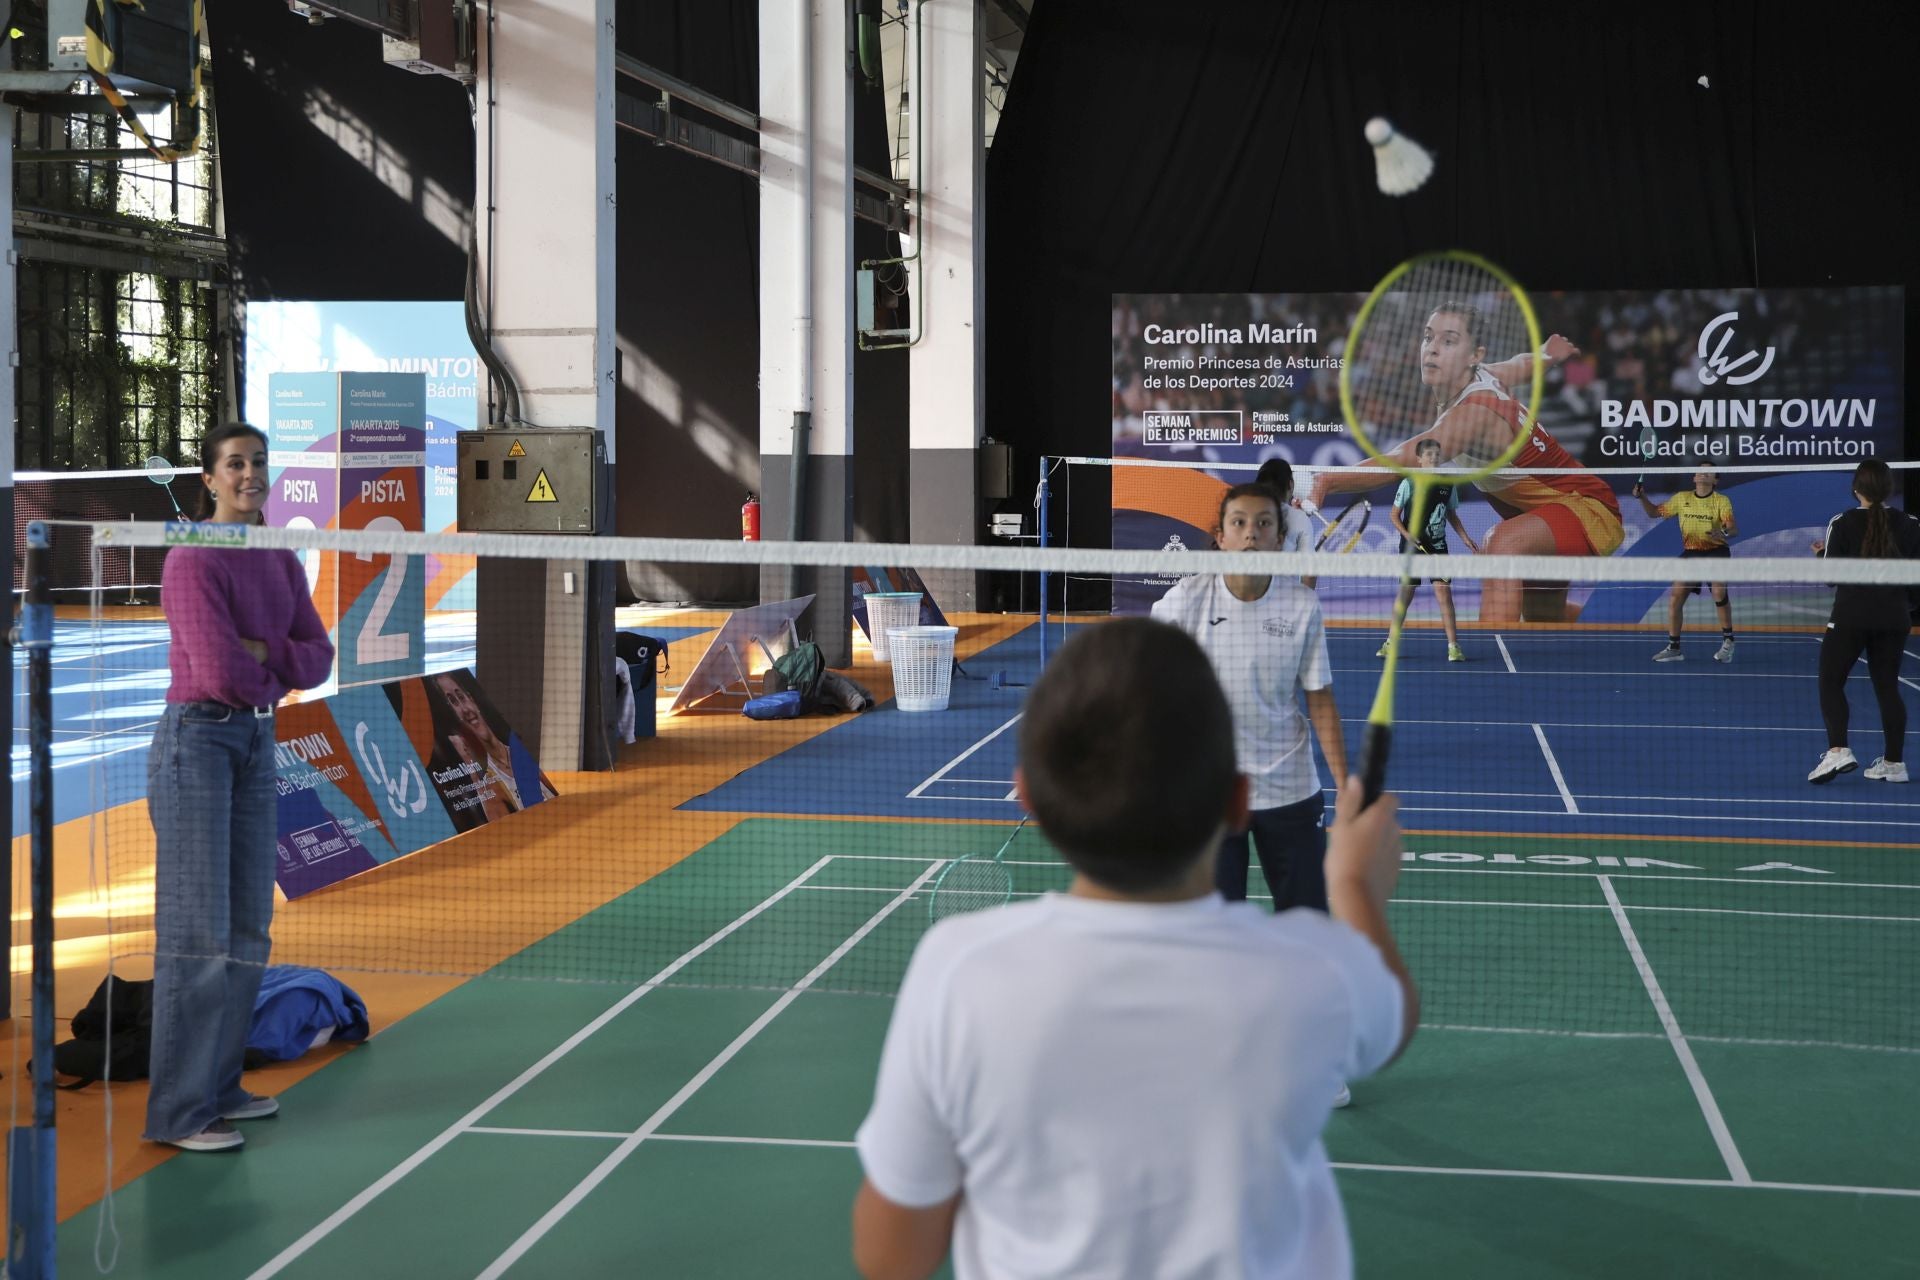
left=888, top=625, right=958, bottom=712
left=863, top=592, right=923, bottom=663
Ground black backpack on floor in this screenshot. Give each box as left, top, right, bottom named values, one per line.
left=51, top=976, right=154, bottom=1087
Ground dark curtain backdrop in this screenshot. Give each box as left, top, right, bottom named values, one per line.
left=212, top=1, right=906, bottom=605
left=616, top=0, right=909, bottom=604
left=986, top=0, right=1918, bottom=558
left=206, top=0, right=474, bottom=302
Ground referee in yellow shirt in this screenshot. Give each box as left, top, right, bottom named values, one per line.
left=1636, top=469, right=1738, bottom=663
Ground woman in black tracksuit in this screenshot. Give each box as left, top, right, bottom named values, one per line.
left=1806, top=459, right=1920, bottom=785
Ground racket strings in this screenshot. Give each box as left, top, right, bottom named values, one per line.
left=1348, top=258, right=1533, bottom=466
left=928, top=856, right=1016, bottom=922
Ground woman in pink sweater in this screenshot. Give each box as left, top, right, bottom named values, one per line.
left=145, top=423, right=334, bottom=1152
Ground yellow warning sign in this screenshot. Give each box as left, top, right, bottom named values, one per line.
left=507, top=439, right=527, bottom=458
left=526, top=470, right=558, bottom=503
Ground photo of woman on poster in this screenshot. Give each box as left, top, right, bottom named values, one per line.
left=424, top=669, right=556, bottom=829
left=1308, top=308, right=1623, bottom=622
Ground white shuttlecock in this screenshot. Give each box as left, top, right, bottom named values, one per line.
left=1298, top=498, right=1321, bottom=520
left=1364, top=117, right=1434, bottom=196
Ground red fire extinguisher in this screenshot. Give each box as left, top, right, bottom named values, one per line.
left=742, top=493, right=761, bottom=541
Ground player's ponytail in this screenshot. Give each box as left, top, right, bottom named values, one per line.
left=1853, top=459, right=1894, bottom=557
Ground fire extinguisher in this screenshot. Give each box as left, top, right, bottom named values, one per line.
left=742, top=493, right=761, bottom=541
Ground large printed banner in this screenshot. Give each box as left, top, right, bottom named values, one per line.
left=338, top=373, right=427, bottom=687
left=246, top=301, right=480, bottom=609
left=1110, top=287, right=1904, bottom=620
left=266, top=372, right=427, bottom=690
left=273, top=668, right=557, bottom=899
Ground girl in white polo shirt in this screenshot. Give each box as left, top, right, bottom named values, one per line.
left=1153, top=482, right=1348, bottom=910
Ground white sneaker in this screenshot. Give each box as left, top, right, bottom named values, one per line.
left=1714, top=640, right=1735, bottom=663
left=1652, top=644, right=1684, bottom=662
left=1333, top=1084, right=1352, bottom=1109
left=161, top=1120, right=244, bottom=1153
left=1864, top=758, right=1909, bottom=783
left=1808, top=748, right=1857, bottom=784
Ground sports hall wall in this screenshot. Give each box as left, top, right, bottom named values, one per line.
left=208, top=0, right=909, bottom=606
left=985, top=0, right=1919, bottom=572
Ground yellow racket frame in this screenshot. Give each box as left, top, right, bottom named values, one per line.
left=1336, top=251, right=1543, bottom=753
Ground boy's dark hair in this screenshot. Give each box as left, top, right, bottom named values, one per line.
left=1254, top=457, right=1294, bottom=501
left=1215, top=482, right=1284, bottom=533
left=1414, top=437, right=1443, bottom=458
left=1017, top=618, right=1237, bottom=893
left=197, top=422, right=269, bottom=519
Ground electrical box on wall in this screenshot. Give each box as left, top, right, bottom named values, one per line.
left=456, top=429, right=601, bottom=532
left=47, top=0, right=197, bottom=93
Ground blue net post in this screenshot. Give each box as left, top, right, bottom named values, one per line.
left=9, top=521, right=57, bottom=1280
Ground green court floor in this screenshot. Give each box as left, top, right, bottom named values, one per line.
left=57, top=820, right=1920, bottom=1278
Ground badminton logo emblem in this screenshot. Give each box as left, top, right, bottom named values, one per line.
left=353, top=721, right=432, bottom=820
left=1695, top=312, right=1776, bottom=387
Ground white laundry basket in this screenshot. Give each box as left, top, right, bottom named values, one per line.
left=863, top=592, right=923, bottom=663
left=889, top=625, right=959, bottom=712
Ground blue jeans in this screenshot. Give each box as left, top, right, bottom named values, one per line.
left=1216, top=792, right=1328, bottom=912
left=144, top=703, right=279, bottom=1142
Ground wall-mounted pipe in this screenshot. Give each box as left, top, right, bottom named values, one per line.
left=858, top=0, right=926, bottom=351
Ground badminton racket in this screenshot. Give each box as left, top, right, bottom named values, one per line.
left=1336, top=251, right=1542, bottom=806
left=1303, top=498, right=1373, bottom=554
left=145, top=455, right=186, bottom=519
left=927, top=815, right=1028, bottom=923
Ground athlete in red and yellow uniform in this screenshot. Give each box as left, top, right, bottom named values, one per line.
left=1308, top=315, right=1623, bottom=622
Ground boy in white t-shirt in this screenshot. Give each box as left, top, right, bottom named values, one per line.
left=852, top=618, right=1417, bottom=1280
left=1152, top=483, right=1347, bottom=913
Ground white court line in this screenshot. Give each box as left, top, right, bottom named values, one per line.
left=903, top=799, right=1920, bottom=827
left=1902, top=677, right=1920, bottom=694
left=1327, top=1162, right=1919, bottom=1199
left=1339, top=716, right=1876, bottom=733
left=907, top=713, right=1021, bottom=799
left=833, top=856, right=1920, bottom=894
left=455, top=1129, right=1920, bottom=1200
left=1373, top=788, right=1920, bottom=811
left=792, top=885, right=1920, bottom=925
left=1530, top=725, right=1579, bottom=814
left=1425, top=1024, right=1920, bottom=1056
left=1598, top=875, right=1751, bottom=1184
left=475, top=863, right=942, bottom=1280
left=469, top=1126, right=627, bottom=1140
left=244, top=855, right=843, bottom=1280
left=1494, top=634, right=1517, bottom=673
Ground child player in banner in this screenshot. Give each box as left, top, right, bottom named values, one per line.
left=1385, top=439, right=1480, bottom=663
left=1310, top=323, right=1622, bottom=623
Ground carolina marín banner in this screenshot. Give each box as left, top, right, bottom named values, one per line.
left=272, top=668, right=556, bottom=899
left=1108, top=286, right=1904, bottom=617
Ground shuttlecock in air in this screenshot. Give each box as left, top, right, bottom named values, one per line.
left=1364, top=117, right=1433, bottom=196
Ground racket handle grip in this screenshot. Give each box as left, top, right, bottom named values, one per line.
left=1358, top=722, right=1392, bottom=809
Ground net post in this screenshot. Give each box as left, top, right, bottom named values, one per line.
left=1036, top=457, right=1052, bottom=667
left=8, top=521, right=57, bottom=1280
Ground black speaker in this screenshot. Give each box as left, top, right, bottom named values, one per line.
left=978, top=439, right=1014, bottom=501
